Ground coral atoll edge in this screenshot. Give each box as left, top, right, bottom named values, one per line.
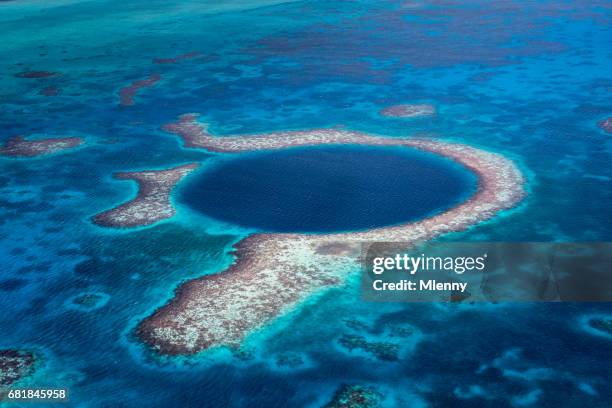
left=94, top=113, right=526, bottom=356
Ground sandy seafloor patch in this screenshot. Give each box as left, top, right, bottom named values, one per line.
left=0, top=0, right=611, bottom=406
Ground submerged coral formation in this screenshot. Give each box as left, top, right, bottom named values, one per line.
left=39, top=86, right=61, bottom=96
left=153, top=52, right=201, bottom=64
left=379, top=104, right=435, bottom=118
left=275, top=352, right=304, bottom=368
left=15, top=71, right=57, bottom=79
left=589, top=317, right=612, bottom=336
left=323, top=384, right=383, bottom=408
left=135, top=114, right=525, bottom=356
left=343, top=318, right=370, bottom=332
left=598, top=117, right=612, bottom=133
left=230, top=347, right=255, bottom=362
left=338, top=334, right=400, bottom=361
left=67, top=292, right=110, bottom=311
left=118, top=73, right=161, bottom=106
left=0, top=349, right=35, bottom=388
left=73, top=293, right=103, bottom=307
left=385, top=324, right=415, bottom=338
left=0, top=135, right=83, bottom=158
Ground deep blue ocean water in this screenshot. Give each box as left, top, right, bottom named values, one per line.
left=179, top=145, right=476, bottom=233
left=0, top=0, right=611, bottom=407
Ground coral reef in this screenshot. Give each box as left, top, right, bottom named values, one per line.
left=136, top=114, right=525, bottom=355
left=67, top=292, right=110, bottom=311
left=589, top=317, right=612, bottom=335
left=118, top=73, right=161, bottom=106
left=597, top=117, right=612, bottom=133
left=15, top=71, right=57, bottom=78
left=230, top=347, right=255, bottom=362
left=338, top=334, right=400, bottom=361
left=0, top=349, right=35, bottom=388
left=379, top=104, right=435, bottom=118
left=0, top=136, right=83, bottom=158
left=343, top=319, right=369, bottom=332
left=39, top=86, right=60, bottom=96
left=323, top=384, right=382, bottom=408
left=93, top=163, right=198, bottom=228
left=153, top=52, right=201, bottom=64
left=275, top=352, right=304, bottom=368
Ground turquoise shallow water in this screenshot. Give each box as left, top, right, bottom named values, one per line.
left=0, top=0, right=611, bottom=407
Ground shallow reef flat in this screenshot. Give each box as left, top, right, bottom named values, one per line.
left=0, top=135, right=83, bottom=158
left=134, top=114, right=525, bottom=356
left=138, top=236, right=355, bottom=355
left=0, top=349, right=35, bottom=388
left=93, top=163, right=198, bottom=228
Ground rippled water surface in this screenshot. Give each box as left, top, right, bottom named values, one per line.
left=0, top=0, right=611, bottom=407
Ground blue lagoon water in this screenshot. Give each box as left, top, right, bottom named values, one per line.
left=0, top=0, right=611, bottom=407
left=179, top=146, right=476, bottom=232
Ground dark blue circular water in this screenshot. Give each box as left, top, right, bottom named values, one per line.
left=179, top=145, right=477, bottom=233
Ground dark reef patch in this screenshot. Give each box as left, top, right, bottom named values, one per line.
left=153, top=51, right=201, bottom=64
left=39, top=86, right=61, bottom=96
left=275, top=352, right=304, bottom=368
left=0, top=349, right=35, bottom=387
left=66, top=292, right=110, bottom=311
left=338, top=334, right=399, bottom=362
left=0, top=136, right=83, bottom=158
left=323, top=384, right=383, bottom=408
left=598, top=117, right=612, bottom=133
left=15, top=71, right=57, bottom=79
left=118, top=73, right=161, bottom=106
left=231, top=347, right=255, bottom=362
left=588, top=317, right=612, bottom=336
